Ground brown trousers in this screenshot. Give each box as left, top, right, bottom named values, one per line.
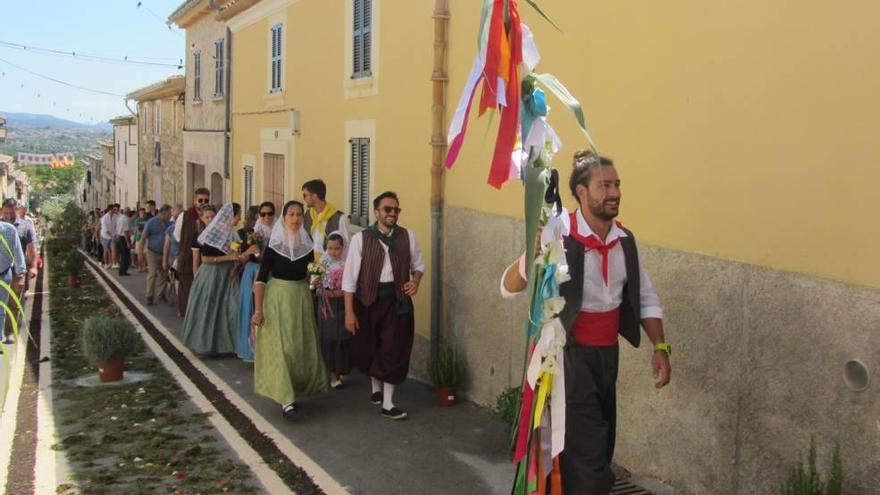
left=350, top=294, right=414, bottom=385
left=177, top=271, right=193, bottom=317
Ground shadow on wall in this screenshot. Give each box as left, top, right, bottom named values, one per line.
left=439, top=205, right=879, bottom=495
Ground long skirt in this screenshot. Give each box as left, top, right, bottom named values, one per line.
left=254, top=278, right=328, bottom=406
left=182, top=262, right=238, bottom=355
left=236, top=261, right=260, bottom=361
left=319, top=296, right=351, bottom=375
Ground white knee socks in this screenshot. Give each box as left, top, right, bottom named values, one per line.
left=382, top=382, right=395, bottom=410
left=371, top=377, right=382, bottom=394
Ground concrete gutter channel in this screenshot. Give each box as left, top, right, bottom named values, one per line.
left=59, top=251, right=673, bottom=495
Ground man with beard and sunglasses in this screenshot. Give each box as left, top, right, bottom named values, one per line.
left=501, top=151, right=671, bottom=494
left=175, top=187, right=210, bottom=316
left=343, top=191, right=424, bottom=420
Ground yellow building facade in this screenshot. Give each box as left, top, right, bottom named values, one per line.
left=220, top=1, right=878, bottom=493
left=224, top=0, right=436, bottom=365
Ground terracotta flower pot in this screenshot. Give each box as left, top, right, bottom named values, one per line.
left=98, top=357, right=125, bottom=382
left=68, top=275, right=80, bottom=288
left=436, top=386, right=457, bottom=407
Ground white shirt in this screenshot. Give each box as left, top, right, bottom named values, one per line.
left=116, top=214, right=131, bottom=237
left=100, top=213, right=117, bottom=240
left=342, top=229, right=425, bottom=293
left=500, top=209, right=663, bottom=320
left=573, top=209, right=662, bottom=319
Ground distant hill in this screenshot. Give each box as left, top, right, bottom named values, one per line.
left=0, top=112, right=111, bottom=131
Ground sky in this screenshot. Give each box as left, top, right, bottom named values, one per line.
left=0, top=0, right=186, bottom=124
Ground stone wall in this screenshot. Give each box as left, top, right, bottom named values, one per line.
left=441, top=205, right=879, bottom=494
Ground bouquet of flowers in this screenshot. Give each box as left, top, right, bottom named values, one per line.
left=246, top=231, right=266, bottom=257
left=307, top=262, right=326, bottom=291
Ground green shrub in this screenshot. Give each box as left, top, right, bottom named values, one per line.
left=781, top=436, right=843, bottom=495
left=80, top=316, right=142, bottom=363
left=64, top=253, right=84, bottom=276
left=492, top=386, right=521, bottom=431
left=429, top=347, right=465, bottom=388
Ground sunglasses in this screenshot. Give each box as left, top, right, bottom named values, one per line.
left=380, top=206, right=402, bottom=214
left=196, top=198, right=210, bottom=204
left=259, top=211, right=274, bottom=217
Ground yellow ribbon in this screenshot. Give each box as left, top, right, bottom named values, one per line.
left=533, top=371, right=553, bottom=429
left=308, top=203, right=339, bottom=238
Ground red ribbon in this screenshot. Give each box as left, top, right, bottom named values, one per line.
left=568, top=212, right=620, bottom=285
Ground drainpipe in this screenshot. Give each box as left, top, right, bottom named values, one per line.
left=430, top=0, right=450, bottom=363
left=224, top=27, right=232, bottom=191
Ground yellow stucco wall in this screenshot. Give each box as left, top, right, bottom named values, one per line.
left=444, top=0, right=880, bottom=289
left=229, top=0, right=435, bottom=337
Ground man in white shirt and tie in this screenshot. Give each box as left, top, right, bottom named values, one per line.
left=502, top=151, right=671, bottom=494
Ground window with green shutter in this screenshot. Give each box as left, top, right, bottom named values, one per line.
left=349, top=137, right=370, bottom=227
left=352, top=0, right=372, bottom=78
left=270, top=24, right=283, bottom=92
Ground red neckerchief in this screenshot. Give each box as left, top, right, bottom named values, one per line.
left=568, top=212, right=623, bottom=285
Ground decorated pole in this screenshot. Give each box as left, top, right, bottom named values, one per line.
left=444, top=1, right=601, bottom=493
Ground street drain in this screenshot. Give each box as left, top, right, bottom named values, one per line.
left=612, top=478, right=653, bottom=494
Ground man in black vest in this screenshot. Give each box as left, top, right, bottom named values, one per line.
left=502, top=151, right=671, bottom=494
left=302, top=179, right=349, bottom=257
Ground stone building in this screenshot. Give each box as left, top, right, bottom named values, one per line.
left=169, top=0, right=230, bottom=204
left=127, top=76, right=186, bottom=206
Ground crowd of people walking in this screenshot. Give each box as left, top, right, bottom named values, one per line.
left=83, top=180, right=424, bottom=421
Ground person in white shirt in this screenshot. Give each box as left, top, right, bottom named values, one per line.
left=343, top=191, right=424, bottom=420
left=115, top=206, right=133, bottom=275
left=99, top=204, right=119, bottom=268
left=501, top=151, right=671, bottom=494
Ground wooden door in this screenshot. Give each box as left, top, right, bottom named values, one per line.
left=263, top=153, right=285, bottom=211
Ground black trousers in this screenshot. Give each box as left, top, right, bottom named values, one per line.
left=559, top=345, right=619, bottom=495
left=115, top=237, right=130, bottom=275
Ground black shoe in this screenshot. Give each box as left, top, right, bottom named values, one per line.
left=381, top=407, right=408, bottom=420
left=370, top=392, right=382, bottom=405
left=146, top=298, right=154, bottom=306
left=282, top=403, right=298, bottom=419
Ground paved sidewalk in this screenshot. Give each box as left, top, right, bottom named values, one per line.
left=98, top=264, right=514, bottom=495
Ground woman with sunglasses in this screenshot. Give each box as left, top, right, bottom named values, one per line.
left=251, top=200, right=328, bottom=418
left=234, top=205, right=264, bottom=362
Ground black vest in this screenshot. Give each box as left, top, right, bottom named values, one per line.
left=556, top=227, right=642, bottom=348
left=304, top=210, right=343, bottom=241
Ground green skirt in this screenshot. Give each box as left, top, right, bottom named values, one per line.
left=182, top=262, right=239, bottom=354
left=255, top=278, right=328, bottom=405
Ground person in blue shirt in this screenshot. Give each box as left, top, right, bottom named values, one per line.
left=141, top=204, right=172, bottom=305
left=0, top=217, right=26, bottom=348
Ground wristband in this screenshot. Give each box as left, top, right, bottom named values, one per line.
left=654, top=342, right=671, bottom=356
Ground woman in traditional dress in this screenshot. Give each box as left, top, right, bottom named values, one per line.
left=183, top=203, right=257, bottom=355
left=235, top=206, right=261, bottom=362
left=317, top=232, right=350, bottom=388
left=251, top=200, right=328, bottom=418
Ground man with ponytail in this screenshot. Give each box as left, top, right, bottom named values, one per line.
left=502, top=151, right=671, bottom=494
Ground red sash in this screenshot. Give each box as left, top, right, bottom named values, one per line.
left=572, top=307, right=620, bottom=346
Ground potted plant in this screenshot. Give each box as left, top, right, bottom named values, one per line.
left=429, top=347, right=465, bottom=407
left=80, top=315, right=141, bottom=382
left=64, top=253, right=84, bottom=288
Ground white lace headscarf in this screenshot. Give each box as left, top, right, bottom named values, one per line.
left=196, top=203, right=239, bottom=254
left=268, top=202, right=313, bottom=261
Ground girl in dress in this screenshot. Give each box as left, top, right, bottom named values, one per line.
left=317, top=233, right=350, bottom=388
left=251, top=200, right=328, bottom=418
